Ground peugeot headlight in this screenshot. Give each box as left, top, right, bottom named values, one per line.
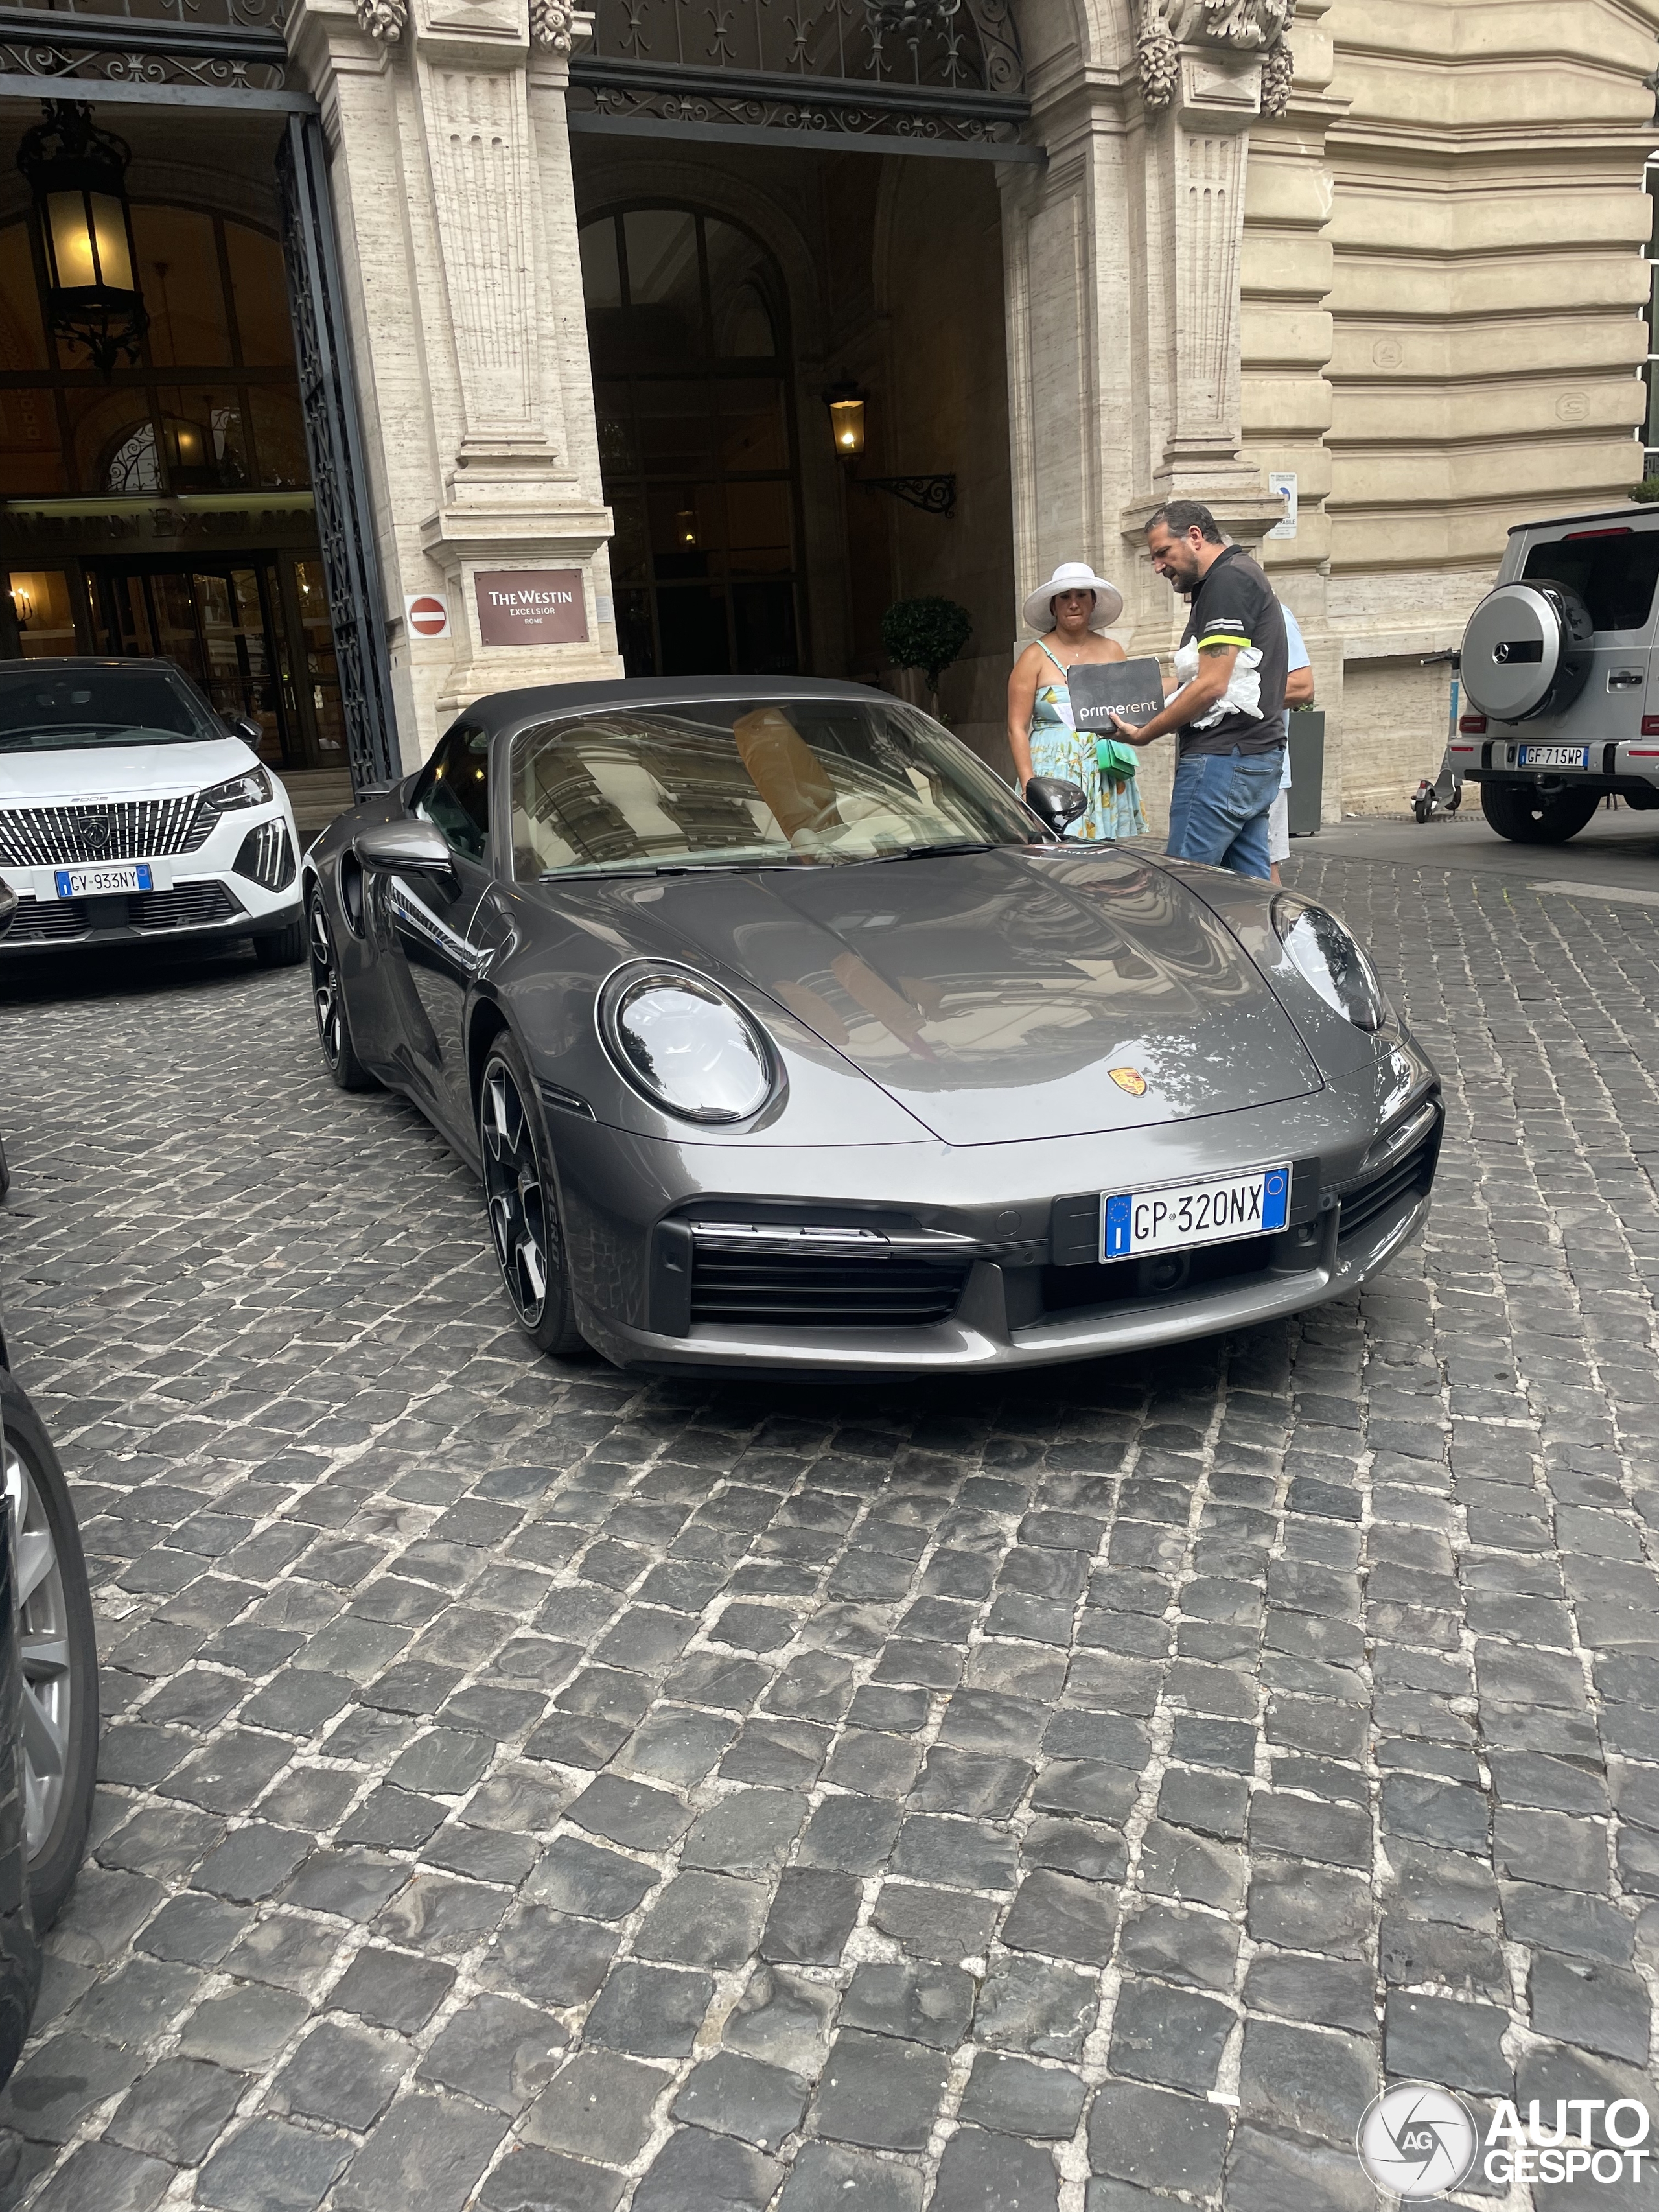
left=599, top=965, right=776, bottom=1123
left=1272, top=894, right=1387, bottom=1032
left=202, top=765, right=272, bottom=812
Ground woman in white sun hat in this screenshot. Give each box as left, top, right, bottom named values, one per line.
left=1007, top=561, right=1146, bottom=841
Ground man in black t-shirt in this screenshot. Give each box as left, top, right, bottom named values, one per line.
left=1109, top=500, right=1288, bottom=879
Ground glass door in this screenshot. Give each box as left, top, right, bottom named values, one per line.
left=86, top=559, right=305, bottom=769
left=192, top=566, right=287, bottom=762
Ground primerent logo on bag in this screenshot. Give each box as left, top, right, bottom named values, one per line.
left=1356, top=2079, right=1654, bottom=2196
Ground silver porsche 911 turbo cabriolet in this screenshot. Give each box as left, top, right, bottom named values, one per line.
left=301, top=677, right=1440, bottom=1375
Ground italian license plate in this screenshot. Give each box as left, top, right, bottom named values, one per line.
left=54, top=863, right=152, bottom=898
left=1518, top=745, right=1589, bottom=769
left=1103, top=1165, right=1291, bottom=1259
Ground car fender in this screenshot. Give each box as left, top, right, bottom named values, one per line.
left=1157, top=857, right=1417, bottom=1085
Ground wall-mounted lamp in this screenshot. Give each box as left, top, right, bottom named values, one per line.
left=822, top=377, right=955, bottom=518
left=826, top=380, right=866, bottom=459
left=10, top=585, right=33, bottom=628
left=163, top=417, right=207, bottom=476
left=17, top=100, right=148, bottom=375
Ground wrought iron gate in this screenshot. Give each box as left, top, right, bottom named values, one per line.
left=277, top=113, right=398, bottom=795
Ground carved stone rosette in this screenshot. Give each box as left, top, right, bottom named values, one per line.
left=1138, top=0, right=1295, bottom=117
left=529, top=0, right=593, bottom=52
left=355, top=0, right=407, bottom=42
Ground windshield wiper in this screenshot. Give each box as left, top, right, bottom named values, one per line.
left=541, top=859, right=757, bottom=880
left=0, top=728, right=191, bottom=751
left=859, top=839, right=1006, bottom=864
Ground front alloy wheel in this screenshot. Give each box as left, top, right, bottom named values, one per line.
left=308, top=889, right=375, bottom=1091
left=0, top=1374, right=97, bottom=1927
left=5, top=1438, right=72, bottom=1866
left=480, top=1041, right=584, bottom=1356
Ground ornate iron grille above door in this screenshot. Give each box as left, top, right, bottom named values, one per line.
left=277, top=115, right=398, bottom=794
left=568, top=0, right=1030, bottom=155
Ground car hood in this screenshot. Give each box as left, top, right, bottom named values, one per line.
left=563, top=845, right=1323, bottom=1145
left=0, top=736, right=256, bottom=804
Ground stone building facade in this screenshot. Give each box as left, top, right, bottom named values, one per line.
left=2, top=0, right=1655, bottom=824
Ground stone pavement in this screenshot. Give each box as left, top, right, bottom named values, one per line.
left=0, top=848, right=1656, bottom=2212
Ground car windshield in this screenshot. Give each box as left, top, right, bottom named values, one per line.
left=511, top=698, right=1038, bottom=878
left=0, top=666, right=222, bottom=752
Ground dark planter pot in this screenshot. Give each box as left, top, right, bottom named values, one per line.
left=1288, top=708, right=1325, bottom=837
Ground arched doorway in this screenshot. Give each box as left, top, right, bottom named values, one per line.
left=0, top=198, right=343, bottom=771
left=579, top=206, right=806, bottom=679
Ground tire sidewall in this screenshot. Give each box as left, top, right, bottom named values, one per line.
left=1480, top=782, right=1599, bottom=844
left=255, top=912, right=307, bottom=968
left=0, top=1370, right=97, bottom=1929
left=478, top=1034, right=581, bottom=1356
left=308, top=885, right=375, bottom=1091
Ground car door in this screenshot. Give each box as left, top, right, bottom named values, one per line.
left=375, top=721, right=491, bottom=1141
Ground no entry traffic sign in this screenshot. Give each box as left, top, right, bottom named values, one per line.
left=404, top=593, right=450, bottom=640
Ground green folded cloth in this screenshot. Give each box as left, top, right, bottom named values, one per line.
left=1096, top=736, right=1139, bottom=782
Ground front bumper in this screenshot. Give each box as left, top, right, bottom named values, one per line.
left=558, top=1043, right=1441, bottom=1375
left=0, top=806, right=299, bottom=953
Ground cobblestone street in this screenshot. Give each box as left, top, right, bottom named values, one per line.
left=1, top=844, right=1657, bottom=2212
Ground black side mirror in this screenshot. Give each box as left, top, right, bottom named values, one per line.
left=1025, top=776, right=1087, bottom=835
left=0, top=879, right=15, bottom=942
left=355, top=821, right=458, bottom=884
left=232, top=716, right=262, bottom=746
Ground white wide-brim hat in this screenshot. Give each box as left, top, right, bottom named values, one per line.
left=1022, top=561, right=1124, bottom=634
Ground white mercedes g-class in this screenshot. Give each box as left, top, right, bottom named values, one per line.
left=1456, top=504, right=1659, bottom=843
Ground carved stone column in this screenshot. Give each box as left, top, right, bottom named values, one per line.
left=1121, top=0, right=1294, bottom=543
left=287, top=0, right=618, bottom=767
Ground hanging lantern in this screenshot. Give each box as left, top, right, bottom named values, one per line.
left=17, top=100, right=148, bottom=375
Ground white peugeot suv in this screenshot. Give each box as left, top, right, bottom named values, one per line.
left=0, top=658, right=304, bottom=964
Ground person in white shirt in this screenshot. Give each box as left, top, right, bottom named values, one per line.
left=1269, top=607, right=1316, bottom=885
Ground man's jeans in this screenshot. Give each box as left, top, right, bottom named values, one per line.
left=1166, top=746, right=1285, bottom=879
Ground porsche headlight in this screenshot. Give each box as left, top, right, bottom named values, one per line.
left=202, top=765, right=272, bottom=812
left=1272, top=894, right=1387, bottom=1032
left=599, top=966, right=775, bottom=1123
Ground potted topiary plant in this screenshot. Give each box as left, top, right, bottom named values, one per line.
left=881, top=596, right=973, bottom=717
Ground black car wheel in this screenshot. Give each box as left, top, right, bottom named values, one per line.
left=1479, top=782, right=1601, bottom=844
left=0, top=1371, right=97, bottom=1928
left=479, top=1037, right=585, bottom=1357
left=254, top=912, right=307, bottom=968
left=308, top=889, right=377, bottom=1091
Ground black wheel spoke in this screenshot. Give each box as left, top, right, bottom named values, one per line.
left=310, top=898, right=342, bottom=1068
left=481, top=1056, right=551, bottom=1328
left=4, top=1439, right=70, bottom=1859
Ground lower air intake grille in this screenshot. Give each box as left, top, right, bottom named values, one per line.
left=6, top=895, right=89, bottom=942
left=690, top=1248, right=969, bottom=1328
left=1338, top=1134, right=1436, bottom=1240
left=129, top=882, right=242, bottom=933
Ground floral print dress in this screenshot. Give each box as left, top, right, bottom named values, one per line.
left=1028, top=642, right=1147, bottom=841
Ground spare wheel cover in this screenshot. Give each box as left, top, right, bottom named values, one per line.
left=1461, top=582, right=1565, bottom=723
